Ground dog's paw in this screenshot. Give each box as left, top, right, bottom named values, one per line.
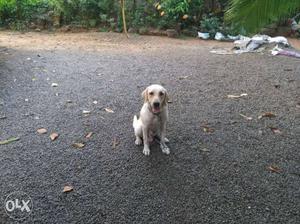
left=143, top=147, right=150, bottom=156
left=160, top=144, right=170, bottom=155
left=135, top=138, right=142, bottom=145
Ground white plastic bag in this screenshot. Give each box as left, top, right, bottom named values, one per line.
left=198, top=32, right=210, bottom=39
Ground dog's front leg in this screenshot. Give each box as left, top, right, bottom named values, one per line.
left=160, top=121, right=170, bottom=155
left=142, top=126, right=150, bottom=156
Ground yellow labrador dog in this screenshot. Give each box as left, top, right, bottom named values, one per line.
left=133, top=84, right=170, bottom=156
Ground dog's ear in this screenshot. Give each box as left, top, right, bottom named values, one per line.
left=163, top=89, right=169, bottom=106
left=142, top=88, right=148, bottom=103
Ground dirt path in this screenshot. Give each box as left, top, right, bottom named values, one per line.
left=0, top=32, right=299, bottom=223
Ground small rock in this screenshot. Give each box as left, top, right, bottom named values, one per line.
left=166, top=29, right=178, bottom=38
left=128, top=27, right=137, bottom=33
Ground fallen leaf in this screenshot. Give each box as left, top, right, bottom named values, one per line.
left=182, top=14, right=189, bottom=20
left=50, top=132, right=59, bottom=141
left=85, top=132, right=93, bottom=139
left=258, top=112, right=276, bottom=119
left=179, top=75, right=189, bottom=80
left=200, top=148, right=210, bottom=152
left=25, top=98, right=29, bottom=102
left=202, top=126, right=214, bottom=133
left=112, top=137, right=120, bottom=149
left=51, top=83, right=58, bottom=87
left=239, top=114, right=253, bottom=120
left=270, top=127, right=281, bottom=134
left=167, top=100, right=172, bottom=104
left=72, top=143, right=85, bottom=148
left=82, top=110, right=91, bottom=114
left=227, top=93, right=248, bottom=99
left=63, top=186, right=73, bottom=193
left=0, top=116, right=6, bottom=119
left=0, top=137, right=20, bottom=145
left=37, top=128, right=47, bottom=134
left=104, top=108, right=114, bottom=113
left=268, top=165, right=281, bottom=173
left=93, top=101, right=98, bottom=105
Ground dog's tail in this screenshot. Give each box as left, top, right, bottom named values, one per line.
left=133, top=115, right=138, bottom=129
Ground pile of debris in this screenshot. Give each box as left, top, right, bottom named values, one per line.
left=199, top=32, right=300, bottom=59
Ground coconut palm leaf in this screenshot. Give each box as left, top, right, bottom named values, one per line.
left=225, top=0, right=300, bottom=34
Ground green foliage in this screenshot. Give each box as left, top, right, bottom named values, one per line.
left=0, top=0, right=246, bottom=36
left=158, top=0, right=204, bottom=28
left=0, top=0, right=50, bottom=27
left=200, top=16, right=220, bottom=36
left=225, top=0, right=300, bottom=34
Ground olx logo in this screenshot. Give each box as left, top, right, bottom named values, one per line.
left=4, top=191, right=33, bottom=220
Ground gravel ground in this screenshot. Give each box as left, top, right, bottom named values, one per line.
left=0, top=32, right=299, bottom=224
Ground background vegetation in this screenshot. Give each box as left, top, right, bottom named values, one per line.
left=0, top=0, right=299, bottom=36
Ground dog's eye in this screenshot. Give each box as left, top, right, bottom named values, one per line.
left=149, top=92, right=154, bottom=95
left=159, top=91, right=164, bottom=96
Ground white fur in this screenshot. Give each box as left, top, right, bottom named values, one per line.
left=133, top=84, right=170, bottom=156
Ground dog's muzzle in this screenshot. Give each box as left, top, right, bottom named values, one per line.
left=152, top=102, right=160, bottom=114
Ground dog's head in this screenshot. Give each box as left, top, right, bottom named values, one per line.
left=142, top=84, right=169, bottom=114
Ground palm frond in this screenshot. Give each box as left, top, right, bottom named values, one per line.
left=225, top=0, right=300, bottom=34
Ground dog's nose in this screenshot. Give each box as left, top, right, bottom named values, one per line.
left=153, top=102, right=160, bottom=108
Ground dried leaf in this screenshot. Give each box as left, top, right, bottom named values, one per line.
left=268, top=165, right=281, bottom=173
left=72, top=143, right=85, bottom=148
left=104, top=108, right=114, bottom=113
left=82, top=110, right=91, bottom=114
left=112, top=137, right=120, bottom=149
left=0, top=116, right=6, bottom=119
left=227, top=93, right=248, bottom=99
left=239, top=114, right=253, bottom=120
left=182, top=14, right=189, bottom=20
left=63, top=186, right=73, bottom=193
left=167, top=100, right=172, bottom=104
left=93, top=101, right=98, bottom=105
left=37, top=128, right=47, bottom=134
left=85, top=132, right=93, bottom=139
left=258, top=112, right=276, bottom=119
left=50, top=132, right=59, bottom=141
left=51, top=83, right=58, bottom=87
left=270, top=127, right=281, bottom=134
left=202, top=126, right=214, bottom=133
left=0, top=137, right=20, bottom=145
left=200, top=148, right=210, bottom=152
left=179, top=75, right=189, bottom=80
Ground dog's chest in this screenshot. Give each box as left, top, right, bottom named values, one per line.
left=148, top=115, right=161, bottom=131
